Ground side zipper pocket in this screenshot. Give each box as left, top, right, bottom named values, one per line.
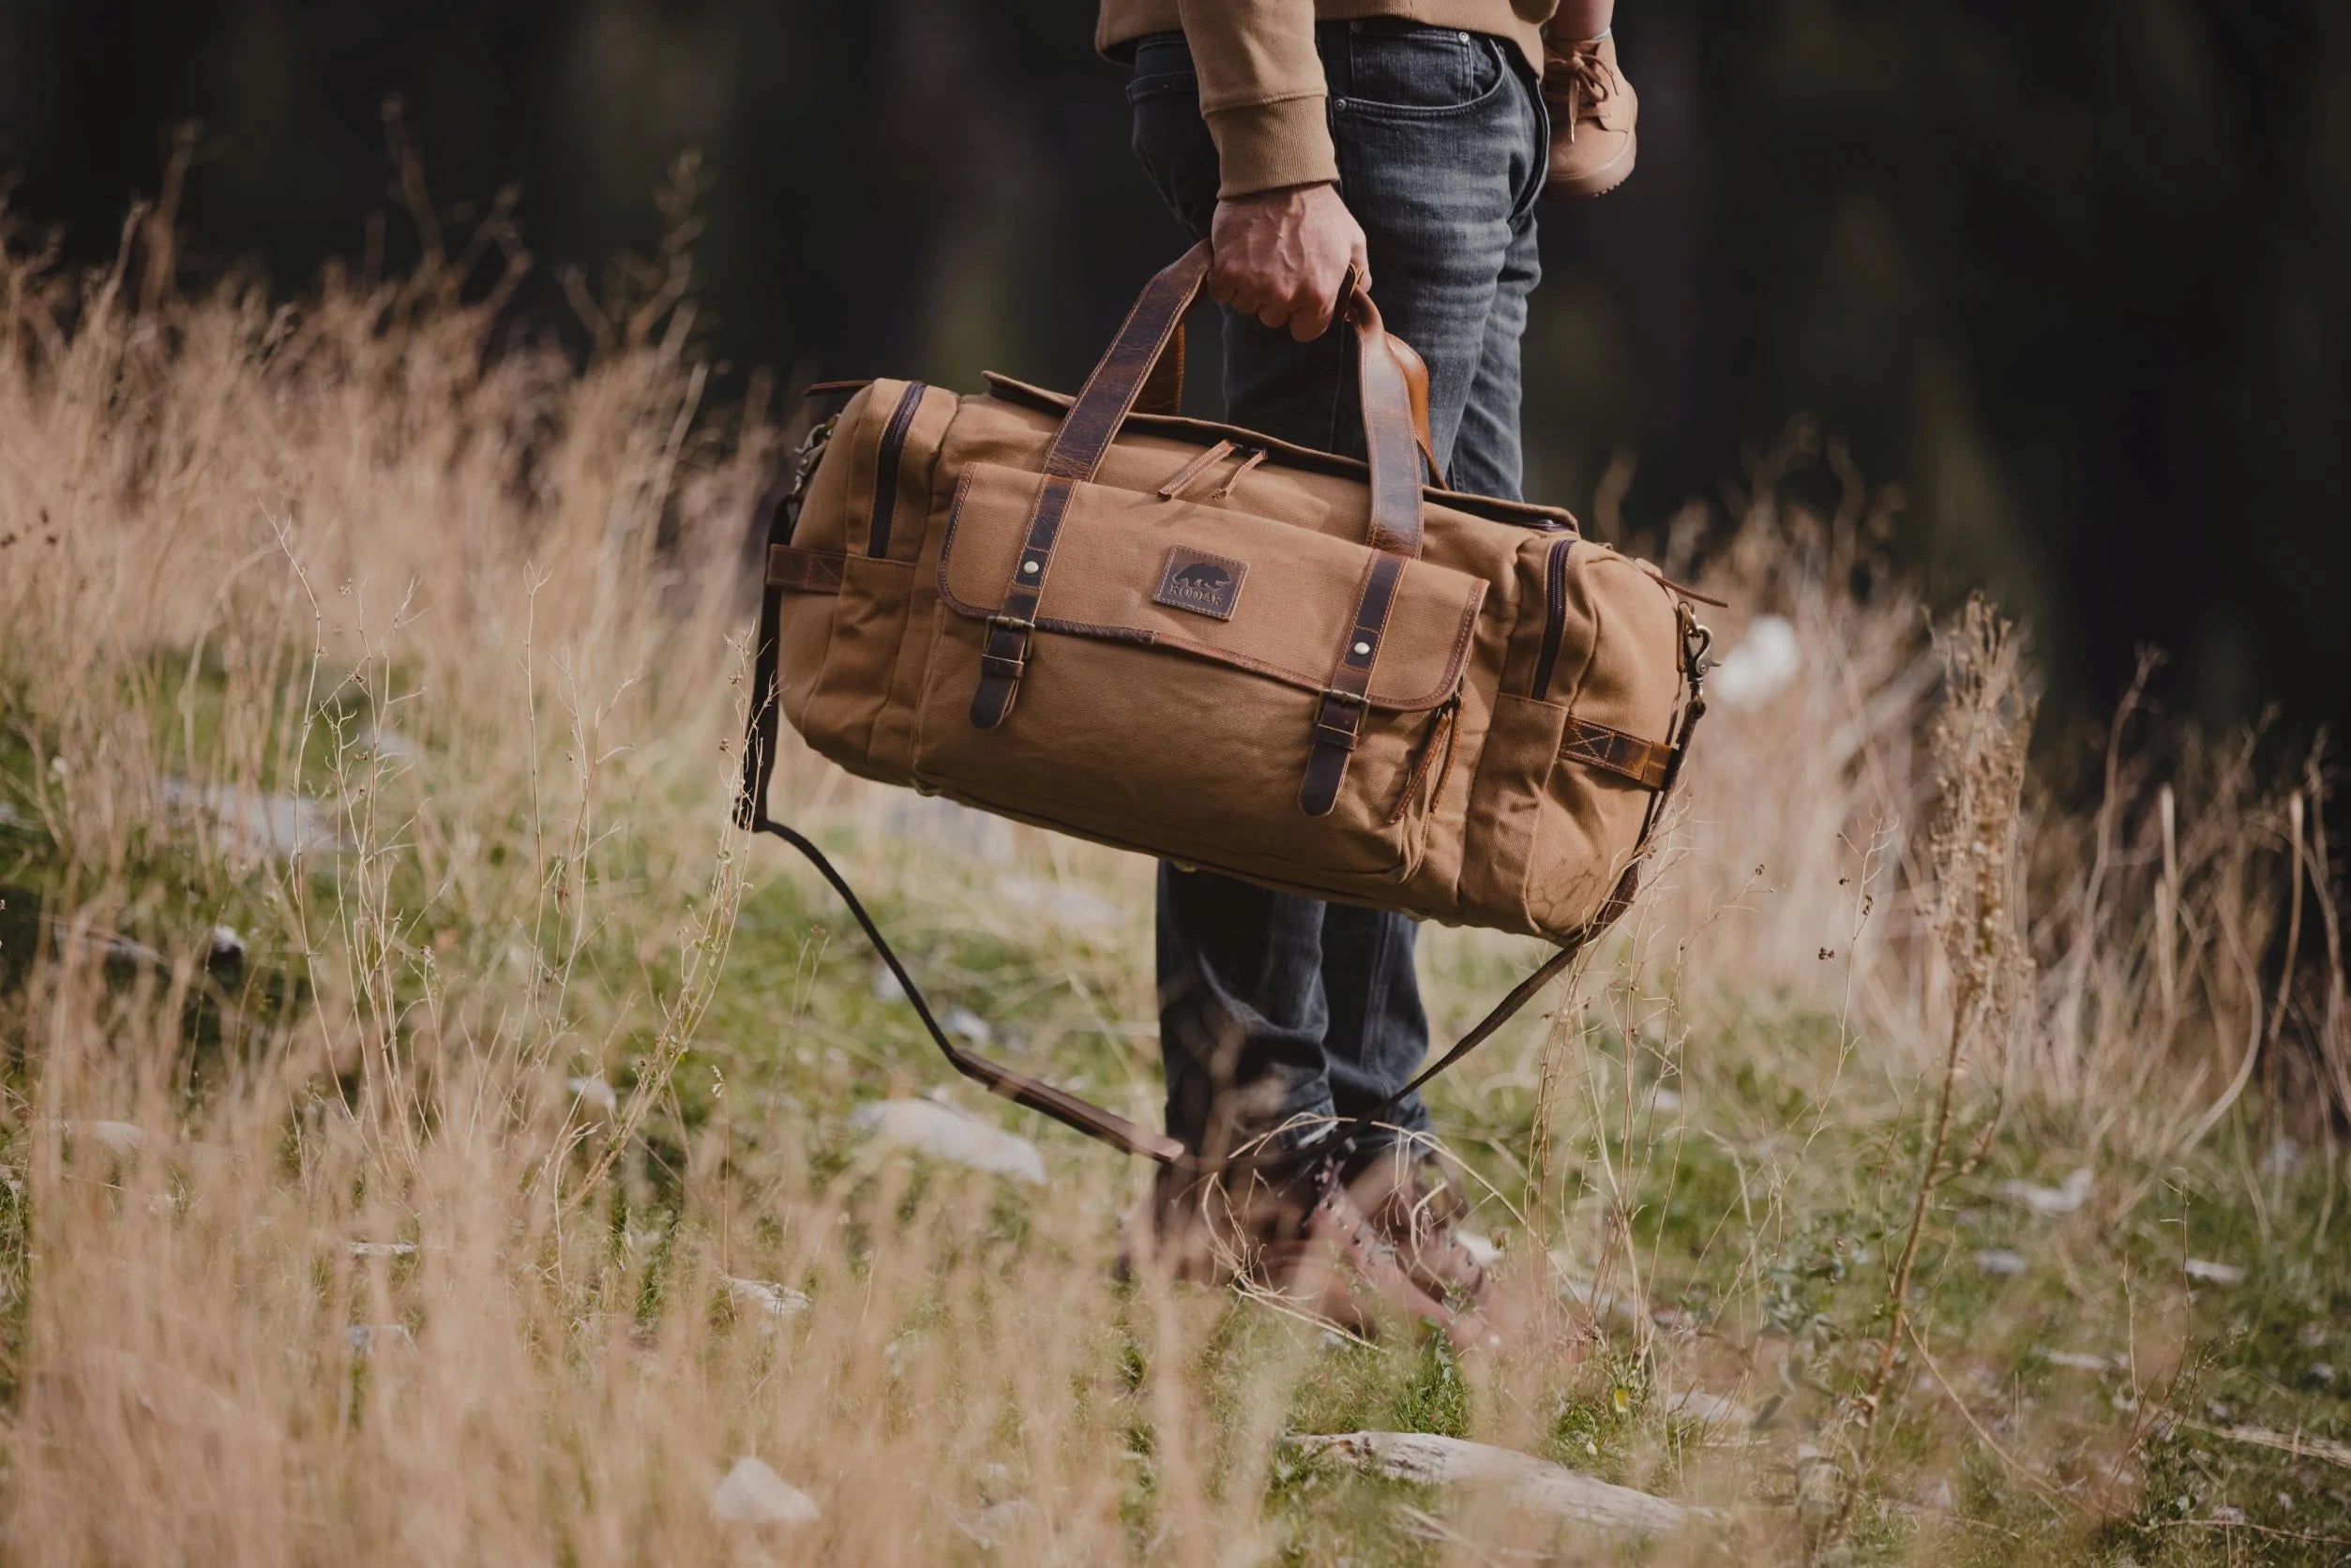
left=1386, top=696, right=1461, bottom=826
left=1530, top=535, right=1575, bottom=699
left=867, top=381, right=927, bottom=558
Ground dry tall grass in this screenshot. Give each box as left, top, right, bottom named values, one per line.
left=2, top=193, right=2344, bottom=1565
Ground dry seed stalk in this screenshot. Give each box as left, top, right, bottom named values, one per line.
left=1825, top=596, right=2035, bottom=1549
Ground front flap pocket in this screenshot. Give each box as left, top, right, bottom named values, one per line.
left=936, top=462, right=1482, bottom=711
left=912, top=462, right=1486, bottom=886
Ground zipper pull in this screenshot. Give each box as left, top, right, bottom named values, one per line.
left=1155, top=440, right=1236, bottom=501
left=1207, top=445, right=1268, bottom=502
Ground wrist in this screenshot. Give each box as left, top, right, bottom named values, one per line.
left=1223, top=182, right=1334, bottom=206
left=1206, top=97, right=1340, bottom=198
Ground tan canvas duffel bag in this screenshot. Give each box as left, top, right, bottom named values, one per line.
left=737, top=245, right=1711, bottom=1163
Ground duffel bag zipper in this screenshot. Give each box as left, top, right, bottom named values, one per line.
left=867, top=381, right=927, bottom=558
left=1530, top=535, right=1575, bottom=700
left=1207, top=445, right=1267, bottom=502
left=1387, top=696, right=1462, bottom=827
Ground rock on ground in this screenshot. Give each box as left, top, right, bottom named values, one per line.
left=1664, top=1388, right=1755, bottom=1428
left=53, top=1119, right=149, bottom=1157
left=1291, top=1431, right=1697, bottom=1535
left=958, top=1499, right=1037, bottom=1549
left=723, top=1276, right=812, bottom=1322
left=993, top=873, right=1123, bottom=933
left=1996, top=1168, right=2094, bottom=1216
left=937, top=1006, right=992, bottom=1047
left=566, top=1075, right=619, bottom=1118
left=162, top=778, right=350, bottom=855
left=344, top=1324, right=414, bottom=1357
left=710, top=1456, right=821, bottom=1526
left=851, top=1098, right=1046, bottom=1184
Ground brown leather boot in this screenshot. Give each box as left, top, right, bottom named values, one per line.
left=1126, top=1152, right=1486, bottom=1350
left=1118, top=1156, right=1243, bottom=1287
left=1346, top=1145, right=1491, bottom=1309
left=1250, top=1172, right=1486, bottom=1350
left=1542, top=34, right=1638, bottom=201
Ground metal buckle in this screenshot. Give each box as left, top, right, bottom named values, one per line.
left=1677, top=600, right=1714, bottom=683
left=776, top=415, right=836, bottom=532
left=987, top=612, right=1037, bottom=635
left=1313, top=688, right=1366, bottom=751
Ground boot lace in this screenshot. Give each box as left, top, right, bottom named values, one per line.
left=1551, top=46, right=1617, bottom=143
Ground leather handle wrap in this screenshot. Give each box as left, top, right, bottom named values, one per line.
left=1135, top=321, right=1186, bottom=417
left=1344, top=279, right=1427, bottom=559
left=1041, top=244, right=1217, bottom=486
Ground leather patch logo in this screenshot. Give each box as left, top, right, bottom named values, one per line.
left=1153, top=546, right=1247, bottom=621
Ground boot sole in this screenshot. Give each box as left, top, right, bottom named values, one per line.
left=1543, top=131, right=1638, bottom=203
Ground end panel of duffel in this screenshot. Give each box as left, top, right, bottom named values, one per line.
left=774, top=378, right=955, bottom=779
left=1459, top=538, right=1690, bottom=942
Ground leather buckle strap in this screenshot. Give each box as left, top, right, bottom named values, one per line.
left=1311, top=690, right=1367, bottom=752
left=1300, top=553, right=1408, bottom=817
left=970, top=473, right=1078, bottom=729
left=1559, top=716, right=1674, bottom=791
left=765, top=544, right=847, bottom=594
left=974, top=617, right=1033, bottom=699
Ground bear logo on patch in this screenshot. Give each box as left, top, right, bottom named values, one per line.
left=1153, top=546, right=1248, bottom=621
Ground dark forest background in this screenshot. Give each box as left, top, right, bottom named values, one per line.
left=4, top=1, right=2346, bottom=755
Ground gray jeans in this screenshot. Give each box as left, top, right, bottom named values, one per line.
left=1128, top=21, right=1547, bottom=1163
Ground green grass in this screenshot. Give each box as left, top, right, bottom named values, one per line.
left=5, top=660, right=2347, bottom=1566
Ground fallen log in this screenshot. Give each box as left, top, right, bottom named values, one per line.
left=1289, top=1431, right=1700, bottom=1535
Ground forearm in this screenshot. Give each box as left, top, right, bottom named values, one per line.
left=1175, top=0, right=1336, bottom=197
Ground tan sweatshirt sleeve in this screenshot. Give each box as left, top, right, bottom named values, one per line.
left=1175, top=1, right=1337, bottom=198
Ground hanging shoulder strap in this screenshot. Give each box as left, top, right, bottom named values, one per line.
left=734, top=398, right=1710, bottom=1168
left=734, top=410, right=1185, bottom=1162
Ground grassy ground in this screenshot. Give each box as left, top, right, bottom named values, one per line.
left=1, top=205, right=2346, bottom=1564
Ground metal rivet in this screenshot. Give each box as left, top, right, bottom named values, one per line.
left=1353, top=641, right=1372, bottom=656
left=1021, top=561, right=1040, bottom=575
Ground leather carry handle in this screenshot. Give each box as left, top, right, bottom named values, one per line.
left=970, top=245, right=1438, bottom=731
left=1134, top=301, right=1442, bottom=484
left=1047, top=247, right=1431, bottom=545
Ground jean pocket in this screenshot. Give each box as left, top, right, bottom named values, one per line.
left=1339, top=25, right=1508, bottom=117
left=1130, top=78, right=1219, bottom=238
left=1125, top=69, right=1198, bottom=106
left=1125, top=32, right=1195, bottom=100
